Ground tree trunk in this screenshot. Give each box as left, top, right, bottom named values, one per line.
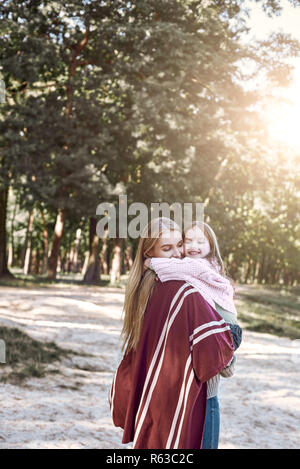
left=57, top=255, right=62, bottom=273
left=30, top=249, right=40, bottom=275
left=24, top=209, right=34, bottom=275
left=253, top=260, right=259, bottom=283
left=7, top=242, right=13, bottom=268
left=67, top=246, right=73, bottom=273
left=272, top=268, right=279, bottom=284
left=40, top=208, right=49, bottom=275
left=100, top=227, right=108, bottom=275
left=47, top=209, right=65, bottom=280
left=0, top=187, right=14, bottom=278
left=231, top=261, right=238, bottom=282
left=124, top=243, right=133, bottom=273
left=83, top=217, right=101, bottom=284
left=244, top=259, right=252, bottom=284
left=71, top=228, right=81, bottom=273
left=8, top=186, right=18, bottom=267
left=110, top=237, right=122, bottom=284
left=258, top=252, right=266, bottom=284
left=81, top=251, right=89, bottom=276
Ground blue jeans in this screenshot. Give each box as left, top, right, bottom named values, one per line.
left=202, top=396, right=220, bottom=449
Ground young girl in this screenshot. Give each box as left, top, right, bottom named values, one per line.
left=144, top=221, right=242, bottom=449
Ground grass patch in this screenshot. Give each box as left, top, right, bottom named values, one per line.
left=0, top=326, right=76, bottom=385
left=237, top=285, right=300, bottom=340
left=0, top=268, right=127, bottom=289
left=0, top=274, right=110, bottom=289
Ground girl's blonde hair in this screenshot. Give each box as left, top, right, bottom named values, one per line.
left=183, top=221, right=226, bottom=275
left=121, top=217, right=182, bottom=353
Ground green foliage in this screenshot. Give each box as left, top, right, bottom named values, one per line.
left=0, top=0, right=299, bottom=283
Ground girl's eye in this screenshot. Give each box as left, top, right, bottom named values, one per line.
left=163, top=247, right=171, bottom=251
left=185, top=239, right=204, bottom=244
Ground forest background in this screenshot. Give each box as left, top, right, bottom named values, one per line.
left=0, top=0, right=299, bottom=290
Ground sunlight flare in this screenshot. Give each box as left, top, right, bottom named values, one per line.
left=266, top=102, right=300, bottom=150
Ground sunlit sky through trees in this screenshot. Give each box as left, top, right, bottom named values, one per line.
left=240, top=0, right=300, bottom=152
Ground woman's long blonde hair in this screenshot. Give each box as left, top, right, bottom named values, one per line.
left=183, top=221, right=226, bottom=275
left=121, top=217, right=182, bottom=354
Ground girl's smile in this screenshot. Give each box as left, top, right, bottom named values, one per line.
left=186, top=249, right=203, bottom=257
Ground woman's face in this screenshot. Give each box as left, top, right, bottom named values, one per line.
left=147, top=230, right=184, bottom=258
left=184, top=226, right=211, bottom=259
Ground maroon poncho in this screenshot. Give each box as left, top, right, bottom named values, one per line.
left=110, top=280, right=234, bottom=449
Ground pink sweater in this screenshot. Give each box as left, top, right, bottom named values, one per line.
left=150, top=257, right=237, bottom=317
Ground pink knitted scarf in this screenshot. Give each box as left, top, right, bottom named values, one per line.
left=150, top=257, right=237, bottom=316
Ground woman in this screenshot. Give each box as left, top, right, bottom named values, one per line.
left=143, top=220, right=241, bottom=449
left=109, top=217, right=234, bottom=449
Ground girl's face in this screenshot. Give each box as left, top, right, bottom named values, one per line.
left=147, top=230, right=184, bottom=258
left=184, top=226, right=211, bottom=259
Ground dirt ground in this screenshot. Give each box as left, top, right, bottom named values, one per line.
left=0, top=284, right=299, bottom=449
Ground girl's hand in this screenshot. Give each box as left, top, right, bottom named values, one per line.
left=143, top=258, right=158, bottom=281
left=144, top=258, right=151, bottom=270
left=220, top=355, right=236, bottom=378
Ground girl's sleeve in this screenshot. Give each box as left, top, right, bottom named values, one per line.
left=150, top=257, right=215, bottom=283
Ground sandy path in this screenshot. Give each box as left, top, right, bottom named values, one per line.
left=0, top=285, right=299, bottom=449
